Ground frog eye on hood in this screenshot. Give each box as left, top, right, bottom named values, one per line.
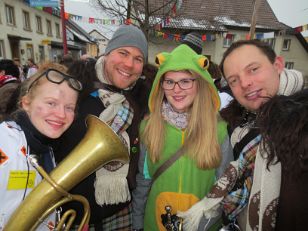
left=155, top=53, right=166, bottom=67
left=197, top=56, right=210, bottom=70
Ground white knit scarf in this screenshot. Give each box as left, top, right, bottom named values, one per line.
left=93, top=56, right=133, bottom=205
left=178, top=68, right=304, bottom=231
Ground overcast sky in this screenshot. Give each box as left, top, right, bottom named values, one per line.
left=65, top=0, right=308, bottom=35
left=267, top=0, right=307, bottom=27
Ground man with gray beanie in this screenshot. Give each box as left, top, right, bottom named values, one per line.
left=56, top=24, right=150, bottom=230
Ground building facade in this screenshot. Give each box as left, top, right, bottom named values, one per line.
left=0, top=0, right=96, bottom=65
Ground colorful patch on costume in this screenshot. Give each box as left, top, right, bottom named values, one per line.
left=47, top=221, right=55, bottom=231
left=156, top=192, right=199, bottom=230
left=0, top=148, right=9, bottom=165
left=21, top=146, right=27, bottom=156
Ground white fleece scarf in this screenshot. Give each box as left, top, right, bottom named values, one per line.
left=178, top=68, right=304, bottom=231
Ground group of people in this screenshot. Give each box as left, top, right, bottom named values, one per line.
left=0, top=24, right=306, bottom=231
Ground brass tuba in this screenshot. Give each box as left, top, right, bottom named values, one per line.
left=4, top=115, right=129, bottom=231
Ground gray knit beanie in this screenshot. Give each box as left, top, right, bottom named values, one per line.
left=182, top=32, right=203, bottom=54
left=104, top=24, right=148, bottom=60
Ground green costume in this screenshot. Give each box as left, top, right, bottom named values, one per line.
left=132, top=45, right=232, bottom=231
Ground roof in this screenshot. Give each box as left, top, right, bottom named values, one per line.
left=89, top=29, right=110, bottom=40
left=66, top=19, right=96, bottom=43
left=134, top=0, right=289, bottom=32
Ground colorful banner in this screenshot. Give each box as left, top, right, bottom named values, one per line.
left=66, top=12, right=124, bottom=25
left=154, top=30, right=216, bottom=42
left=28, top=0, right=59, bottom=7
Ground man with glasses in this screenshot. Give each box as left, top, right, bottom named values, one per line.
left=57, top=24, right=149, bottom=230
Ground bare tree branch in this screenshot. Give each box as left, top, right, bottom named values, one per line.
left=93, top=0, right=181, bottom=40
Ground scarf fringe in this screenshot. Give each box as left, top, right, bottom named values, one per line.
left=94, top=172, right=131, bottom=205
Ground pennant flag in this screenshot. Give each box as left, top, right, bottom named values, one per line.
left=43, top=7, right=53, bottom=14
left=171, top=3, right=177, bottom=17
left=176, top=0, right=183, bottom=10
left=256, top=33, right=264, bottom=39
left=64, top=12, right=69, bottom=20
left=226, top=33, right=233, bottom=39
left=125, top=18, right=132, bottom=25
left=295, top=26, right=303, bottom=33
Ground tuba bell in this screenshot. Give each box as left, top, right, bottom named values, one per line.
left=4, top=115, right=129, bottom=231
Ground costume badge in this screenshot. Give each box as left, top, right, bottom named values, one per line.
left=7, top=170, right=36, bottom=190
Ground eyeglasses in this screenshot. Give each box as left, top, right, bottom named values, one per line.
left=27, top=69, right=83, bottom=92
left=161, top=78, right=196, bottom=90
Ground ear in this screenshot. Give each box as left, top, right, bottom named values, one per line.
left=21, top=96, right=31, bottom=112
left=273, top=56, right=285, bottom=74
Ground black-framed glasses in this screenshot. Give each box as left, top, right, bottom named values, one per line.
left=162, top=78, right=196, bottom=90
left=27, top=68, right=83, bottom=92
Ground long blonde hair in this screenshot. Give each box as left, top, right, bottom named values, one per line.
left=142, top=71, right=221, bottom=169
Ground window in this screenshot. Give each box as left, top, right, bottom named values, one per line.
left=23, top=11, right=31, bottom=31
left=5, top=4, right=15, bottom=26
left=223, top=34, right=235, bottom=48
left=0, top=40, right=5, bottom=59
left=263, top=38, right=275, bottom=49
left=55, top=23, right=61, bottom=38
left=46, top=19, right=52, bottom=36
left=36, top=15, right=43, bottom=33
left=285, top=62, right=294, bottom=69
left=282, top=39, right=291, bottom=51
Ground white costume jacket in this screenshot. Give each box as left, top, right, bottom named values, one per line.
left=0, top=121, right=55, bottom=230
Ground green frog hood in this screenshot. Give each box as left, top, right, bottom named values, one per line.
left=148, top=44, right=220, bottom=112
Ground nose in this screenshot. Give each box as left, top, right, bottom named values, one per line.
left=55, top=106, right=66, bottom=119
left=173, top=82, right=182, bottom=93
left=239, top=75, right=252, bottom=88
left=124, top=56, right=134, bottom=68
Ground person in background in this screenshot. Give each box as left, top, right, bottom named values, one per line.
left=178, top=39, right=305, bottom=231
left=134, top=63, right=157, bottom=116
left=0, top=62, right=81, bottom=230
left=26, top=58, right=38, bottom=79
left=56, top=24, right=150, bottom=230
left=132, top=44, right=233, bottom=231
left=60, top=54, right=74, bottom=69
left=67, top=58, right=99, bottom=101
left=181, top=32, right=203, bottom=54
left=80, top=54, right=92, bottom=61
left=0, top=59, right=20, bottom=121
left=13, top=58, right=25, bottom=82
left=207, top=61, right=233, bottom=110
